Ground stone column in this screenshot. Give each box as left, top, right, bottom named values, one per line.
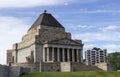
left=57, top=48, right=60, bottom=62
left=81, top=48, right=83, bottom=63
left=62, top=48, right=65, bottom=62
left=72, top=49, right=75, bottom=62
left=67, top=48, right=70, bottom=62
left=79, top=49, right=82, bottom=63
left=77, top=49, right=79, bottom=62
left=47, top=47, right=49, bottom=62
left=52, top=47, right=54, bottom=62
left=15, top=43, right=18, bottom=63
left=43, top=47, right=45, bottom=62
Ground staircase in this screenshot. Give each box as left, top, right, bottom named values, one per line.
left=71, top=63, right=103, bottom=71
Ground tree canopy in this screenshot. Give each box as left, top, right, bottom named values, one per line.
left=107, top=52, right=120, bottom=71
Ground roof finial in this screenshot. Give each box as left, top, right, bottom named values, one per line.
left=44, top=10, right=47, bottom=13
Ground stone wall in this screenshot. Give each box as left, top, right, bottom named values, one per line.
left=36, top=29, right=71, bottom=43
left=60, top=62, right=70, bottom=72
left=13, top=62, right=60, bottom=72
left=17, top=44, right=35, bottom=63
left=41, top=62, right=60, bottom=72
left=7, top=50, right=13, bottom=64
left=95, top=62, right=113, bottom=71
left=0, top=65, right=9, bottom=77
left=0, top=65, right=30, bottom=77
left=8, top=62, right=103, bottom=73
left=40, top=62, right=102, bottom=72
left=35, top=44, right=43, bottom=63
left=9, top=66, right=30, bottom=77
left=71, top=62, right=102, bottom=71
left=12, top=63, right=40, bottom=72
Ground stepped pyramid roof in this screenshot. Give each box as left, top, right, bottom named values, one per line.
left=28, top=11, right=64, bottom=31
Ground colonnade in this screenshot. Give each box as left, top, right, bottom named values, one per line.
left=43, top=47, right=82, bottom=62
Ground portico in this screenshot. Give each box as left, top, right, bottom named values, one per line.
left=43, top=43, right=82, bottom=63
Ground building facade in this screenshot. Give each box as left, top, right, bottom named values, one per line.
left=7, top=11, right=102, bottom=72
left=85, top=47, right=107, bottom=66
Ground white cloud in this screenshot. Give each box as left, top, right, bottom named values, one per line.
left=83, top=44, right=120, bottom=53
left=72, top=31, right=120, bottom=42
left=70, top=25, right=88, bottom=30
left=79, top=9, right=120, bottom=14
left=0, top=0, right=99, bottom=8
left=0, top=0, right=73, bottom=8
left=64, top=3, right=69, bottom=6
left=100, top=25, right=119, bottom=32
left=101, top=44, right=120, bottom=53
left=69, top=25, right=95, bottom=30
left=71, top=25, right=120, bottom=53
left=102, top=44, right=120, bottom=50
left=84, top=44, right=95, bottom=49
left=0, top=16, right=29, bottom=64
left=77, top=0, right=99, bottom=3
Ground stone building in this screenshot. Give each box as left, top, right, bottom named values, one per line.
left=85, top=47, right=107, bottom=66
left=7, top=11, right=101, bottom=72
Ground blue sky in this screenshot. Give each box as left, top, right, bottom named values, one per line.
left=0, top=0, right=120, bottom=64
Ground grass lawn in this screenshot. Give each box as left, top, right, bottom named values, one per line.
left=20, top=71, right=120, bottom=77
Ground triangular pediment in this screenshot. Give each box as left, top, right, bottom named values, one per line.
left=45, top=38, right=83, bottom=46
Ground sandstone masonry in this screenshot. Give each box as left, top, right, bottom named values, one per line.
left=0, top=65, right=30, bottom=77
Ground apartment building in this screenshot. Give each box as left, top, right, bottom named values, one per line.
left=85, top=47, right=107, bottom=66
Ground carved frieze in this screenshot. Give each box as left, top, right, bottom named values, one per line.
left=46, top=38, right=82, bottom=46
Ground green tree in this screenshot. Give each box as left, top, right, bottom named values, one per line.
left=107, top=52, right=120, bottom=71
